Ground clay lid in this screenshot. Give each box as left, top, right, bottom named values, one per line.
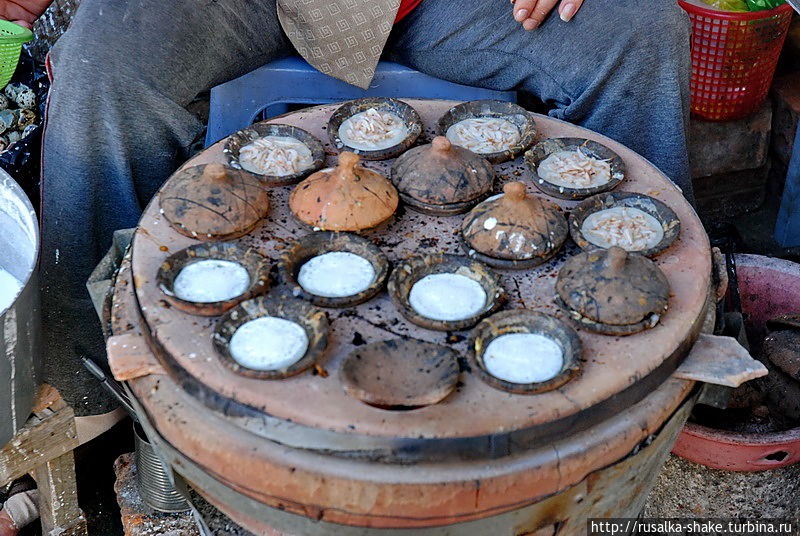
left=289, top=152, right=399, bottom=232
left=461, top=182, right=568, bottom=266
left=390, top=136, right=494, bottom=214
left=159, top=162, right=270, bottom=240
left=556, top=246, right=669, bottom=331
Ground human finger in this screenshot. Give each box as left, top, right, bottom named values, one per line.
left=523, top=0, right=559, bottom=30
left=513, top=0, right=537, bottom=23
left=558, top=0, right=584, bottom=22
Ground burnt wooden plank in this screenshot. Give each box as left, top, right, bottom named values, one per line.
left=0, top=404, right=79, bottom=483
left=33, top=452, right=88, bottom=536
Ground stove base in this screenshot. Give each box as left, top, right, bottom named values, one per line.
left=158, top=393, right=695, bottom=536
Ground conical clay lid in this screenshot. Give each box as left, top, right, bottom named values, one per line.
left=159, top=162, right=270, bottom=240
left=391, top=136, right=494, bottom=208
left=556, top=246, right=669, bottom=326
left=289, top=152, right=399, bottom=232
left=461, top=182, right=567, bottom=261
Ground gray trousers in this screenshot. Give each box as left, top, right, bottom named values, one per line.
left=41, top=0, right=691, bottom=415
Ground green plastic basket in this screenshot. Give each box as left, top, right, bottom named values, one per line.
left=0, top=21, right=32, bottom=90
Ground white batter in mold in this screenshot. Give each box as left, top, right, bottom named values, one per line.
left=229, top=316, right=309, bottom=371
left=581, top=206, right=664, bottom=251
left=409, top=273, right=487, bottom=322
left=445, top=117, right=521, bottom=154
left=483, top=333, right=564, bottom=384
left=239, top=135, right=314, bottom=176
left=537, top=149, right=612, bottom=188
left=298, top=251, right=376, bottom=298
left=173, top=259, right=250, bottom=303
left=0, top=267, right=21, bottom=314
left=338, top=108, right=408, bottom=151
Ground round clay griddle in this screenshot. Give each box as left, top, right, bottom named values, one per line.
left=129, top=100, right=711, bottom=446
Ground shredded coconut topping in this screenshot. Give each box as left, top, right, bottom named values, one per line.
left=581, top=206, right=664, bottom=251
left=446, top=117, right=521, bottom=154
left=538, top=149, right=612, bottom=188
left=239, top=136, right=313, bottom=176
left=341, top=108, right=405, bottom=148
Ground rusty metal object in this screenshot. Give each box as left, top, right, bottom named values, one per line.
left=461, top=181, right=568, bottom=269
left=468, top=310, right=582, bottom=395
left=556, top=246, right=670, bottom=335
left=568, top=191, right=681, bottom=257
left=524, top=137, right=625, bottom=200
left=211, top=294, right=329, bottom=380
left=327, top=98, right=422, bottom=160
left=289, top=152, right=398, bottom=233
left=223, top=123, right=325, bottom=185
left=390, top=136, right=494, bottom=215
left=156, top=242, right=270, bottom=316
left=159, top=162, right=269, bottom=241
left=436, top=99, right=537, bottom=164
left=278, top=231, right=389, bottom=308
left=387, top=253, right=506, bottom=331
left=339, top=339, right=459, bottom=409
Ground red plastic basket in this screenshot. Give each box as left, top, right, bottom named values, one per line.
left=678, top=0, right=793, bottom=121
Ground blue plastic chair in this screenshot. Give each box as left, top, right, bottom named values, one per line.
left=205, top=57, right=517, bottom=146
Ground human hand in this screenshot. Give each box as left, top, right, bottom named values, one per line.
left=0, top=0, right=54, bottom=29
left=0, top=509, right=18, bottom=536
left=513, top=0, right=584, bottom=30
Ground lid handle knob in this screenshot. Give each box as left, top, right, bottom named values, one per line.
left=204, top=162, right=228, bottom=182
left=337, top=151, right=361, bottom=173
left=503, top=181, right=527, bottom=200
left=605, top=246, right=628, bottom=271
left=431, top=136, right=452, bottom=153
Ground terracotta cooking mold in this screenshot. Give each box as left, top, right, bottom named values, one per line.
left=387, top=253, right=506, bottom=332
left=158, top=162, right=270, bottom=241
left=461, top=181, right=568, bottom=270
left=278, top=231, right=390, bottom=308
left=524, top=137, right=625, bottom=200
left=556, top=246, right=670, bottom=336
left=339, top=339, right=460, bottom=410
left=156, top=242, right=270, bottom=316
left=223, top=123, right=325, bottom=186
left=468, top=310, right=582, bottom=395
left=288, top=152, right=399, bottom=234
left=568, top=191, right=680, bottom=257
left=212, top=293, right=329, bottom=380
left=390, top=136, right=495, bottom=215
left=327, top=97, right=422, bottom=160
left=436, top=99, right=537, bottom=164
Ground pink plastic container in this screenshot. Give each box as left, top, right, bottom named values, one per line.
left=672, top=254, right=800, bottom=471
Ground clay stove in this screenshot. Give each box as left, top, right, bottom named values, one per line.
left=106, top=100, right=758, bottom=535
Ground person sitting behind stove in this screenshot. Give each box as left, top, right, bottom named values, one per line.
left=4, top=0, right=691, bottom=485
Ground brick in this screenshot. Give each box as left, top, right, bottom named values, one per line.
left=689, top=101, right=772, bottom=178
left=693, top=160, right=771, bottom=223
left=113, top=453, right=200, bottom=536
left=771, top=72, right=800, bottom=166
